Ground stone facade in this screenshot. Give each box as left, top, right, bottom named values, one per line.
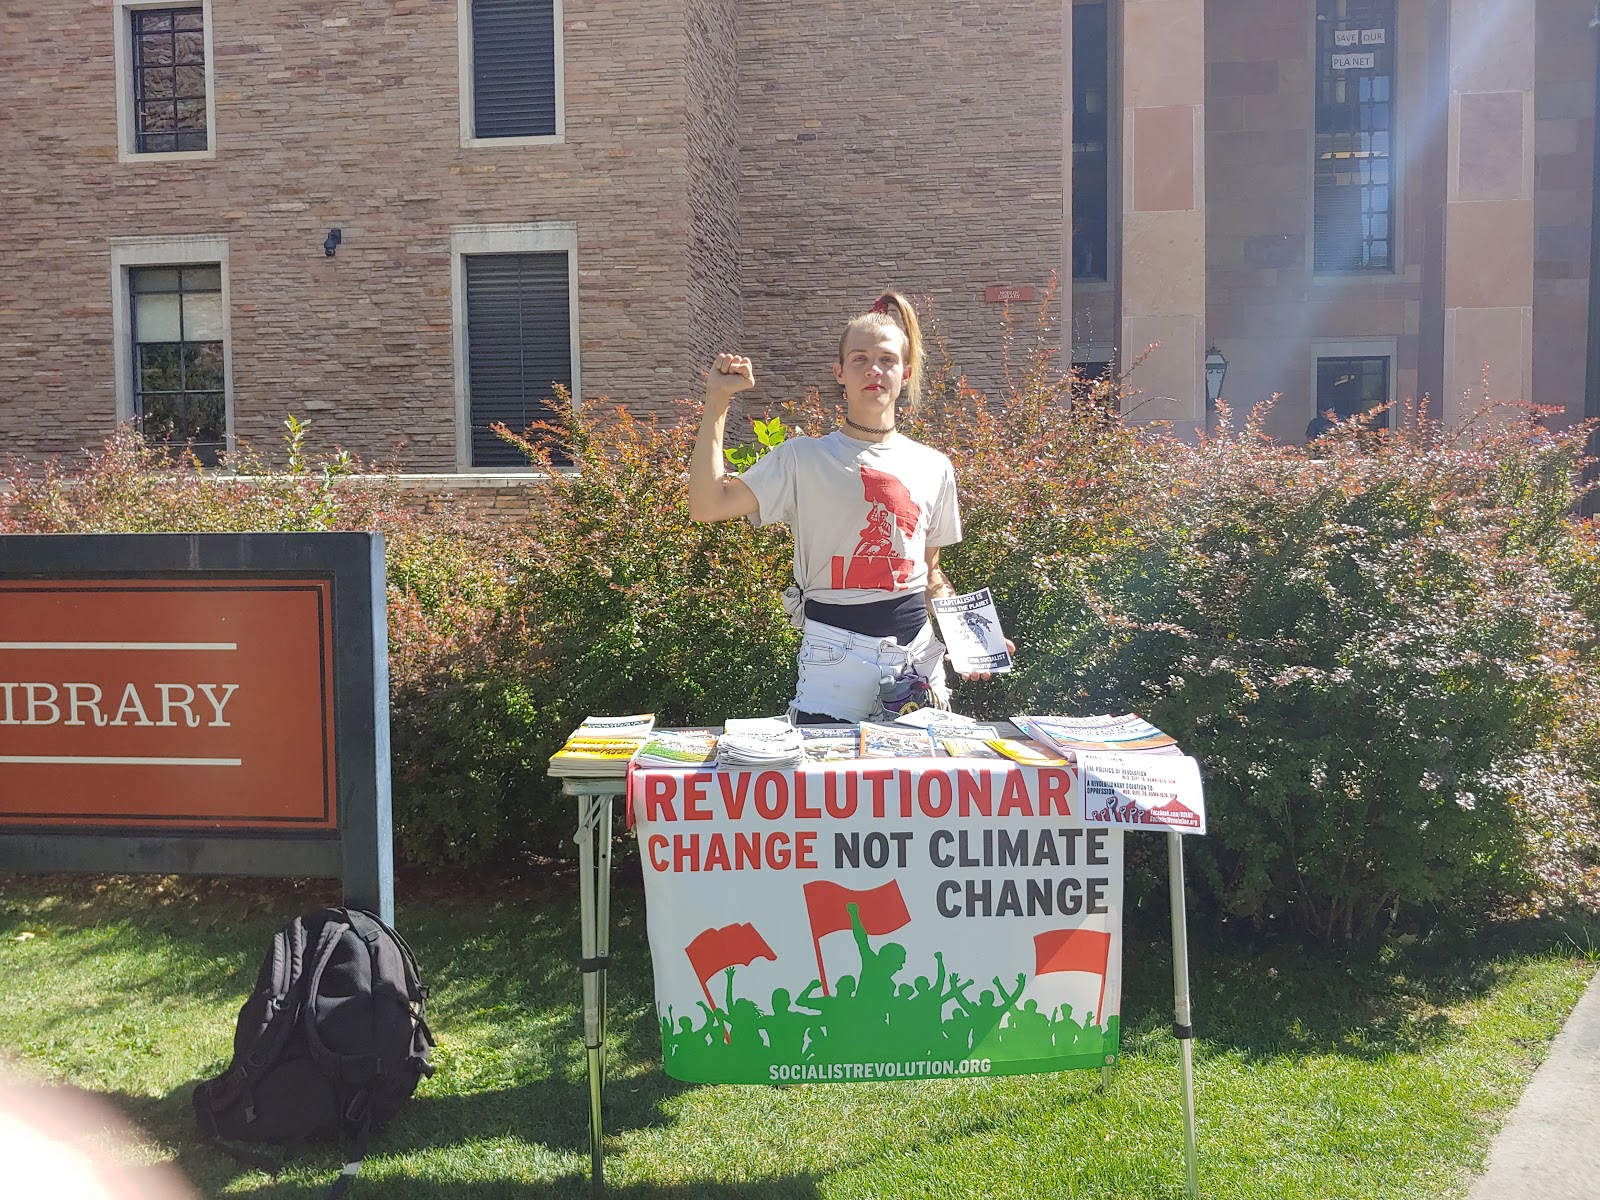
left=1201, top=0, right=1592, bottom=438
left=730, top=0, right=1066, bottom=417
left=0, top=1, right=1592, bottom=465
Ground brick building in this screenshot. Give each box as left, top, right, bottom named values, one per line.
left=0, top=1, right=1592, bottom=469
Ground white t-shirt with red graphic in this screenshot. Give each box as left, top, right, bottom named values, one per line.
left=739, top=430, right=962, bottom=606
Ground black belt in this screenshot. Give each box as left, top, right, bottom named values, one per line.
left=804, top=590, right=928, bottom=645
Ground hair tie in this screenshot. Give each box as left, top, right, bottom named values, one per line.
left=869, top=296, right=895, bottom=315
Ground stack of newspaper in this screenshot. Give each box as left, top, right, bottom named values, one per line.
left=716, top=716, right=804, bottom=769
left=633, top=727, right=719, bottom=769
left=548, top=714, right=657, bottom=777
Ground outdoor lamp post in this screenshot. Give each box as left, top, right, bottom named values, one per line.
left=1204, top=346, right=1228, bottom=410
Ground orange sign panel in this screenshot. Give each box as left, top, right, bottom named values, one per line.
left=0, top=579, right=337, bottom=829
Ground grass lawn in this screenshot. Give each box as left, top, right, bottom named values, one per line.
left=0, top=869, right=1594, bottom=1200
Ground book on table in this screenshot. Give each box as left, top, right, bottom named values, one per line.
left=938, top=733, right=1006, bottom=760
left=548, top=713, right=657, bottom=777
left=797, top=725, right=860, bottom=763
left=1012, top=713, right=1179, bottom=756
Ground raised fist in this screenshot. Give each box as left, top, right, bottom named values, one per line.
left=705, top=352, right=756, bottom=411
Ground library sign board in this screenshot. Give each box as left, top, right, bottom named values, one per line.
left=0, top=533, right=393, bottom=921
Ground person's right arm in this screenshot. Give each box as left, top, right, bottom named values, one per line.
left=688, top=352, right=762, bottom=522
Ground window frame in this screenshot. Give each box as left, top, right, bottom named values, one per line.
left=113, top=0, right=217, bottom=163
left=1309, top=337, right=1397, bottom=430
left=1071, top=1, right=1113, bottom=284
left=457, top=0, right=566, bottom=148
left=450, top=222, right=581, bottom=473
left=110, top=235, right=234, bottom=456
left=1309, top=0, right=1400, bottom=279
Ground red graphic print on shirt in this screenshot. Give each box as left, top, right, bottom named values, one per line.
left=831, top=466, right=920, bottom=590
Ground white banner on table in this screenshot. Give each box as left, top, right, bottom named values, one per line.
left=631, top=762, right=1123, bottom=1085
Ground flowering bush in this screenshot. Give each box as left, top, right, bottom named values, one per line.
left=905, top=300, right=1599, bottom=940
left=5, top=321, right=1598, bottom=932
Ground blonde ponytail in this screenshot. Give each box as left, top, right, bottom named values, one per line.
left=839, top=290, right=926, bottom=412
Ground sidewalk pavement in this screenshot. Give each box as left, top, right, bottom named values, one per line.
left=1466, top=966, right=1600, bottom=1199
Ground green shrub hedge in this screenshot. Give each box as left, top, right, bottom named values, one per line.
left=5, top=355, right=1597, bottom=940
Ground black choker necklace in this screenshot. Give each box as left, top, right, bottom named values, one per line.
left=844, top=415, right=894, bottom=435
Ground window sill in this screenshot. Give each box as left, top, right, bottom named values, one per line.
left=461, top=133, right=565, bottom=150
left=1309, top=271, right=1401, bottom=287
left=118, top=148, right=217, bottom=164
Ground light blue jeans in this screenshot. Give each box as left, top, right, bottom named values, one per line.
left=789, top=617, right=949, bottom=722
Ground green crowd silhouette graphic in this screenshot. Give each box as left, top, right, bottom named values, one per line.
left=660, top=903, right=1119, bottom=1083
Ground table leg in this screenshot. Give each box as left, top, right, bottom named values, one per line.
left=576, top=794, right=608, bottom=1192
left=1168, top=831, right=1201, bottom=1199
left=597, top=795, right=614, bottom=1087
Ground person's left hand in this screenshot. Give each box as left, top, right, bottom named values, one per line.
left=955, top=638, right=1017, bottom=682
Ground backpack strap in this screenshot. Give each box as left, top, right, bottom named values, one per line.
left=323, top=1111, right=373, bottom=1200
left=194, top=918, right=321, bottom=1130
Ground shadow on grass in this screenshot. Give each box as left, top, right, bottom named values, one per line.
left=8, top=866, right=1600, bottom=1196
left=1117, top=904, right=1600, bottom=1064
left=101, top=1074, right=825, bottom=1200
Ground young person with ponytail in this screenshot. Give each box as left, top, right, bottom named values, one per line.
left=688, top=290, right=1011, bottom=723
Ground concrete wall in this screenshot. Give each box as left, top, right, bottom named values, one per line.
left=1205, top=0, right=1432, bottom=442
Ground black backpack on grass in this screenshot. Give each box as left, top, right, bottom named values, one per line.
left=193, top=907, right=435, bottom=1197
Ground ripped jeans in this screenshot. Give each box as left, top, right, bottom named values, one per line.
left=789, top=617, right=949, bottom=723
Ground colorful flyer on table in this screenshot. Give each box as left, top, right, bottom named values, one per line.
left=1076, top=751, right=1206, bottom=834
left=932, top=588, right=1012, bottom=675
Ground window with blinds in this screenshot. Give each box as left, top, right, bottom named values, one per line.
left=469, top=0, right=558, bottom=139
left=1314, top=0, right=1396, bottom=274
left=464, top=252, right=573, bottom=467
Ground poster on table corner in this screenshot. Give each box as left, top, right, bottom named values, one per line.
left=630, top=760, right=1124, bottom=1085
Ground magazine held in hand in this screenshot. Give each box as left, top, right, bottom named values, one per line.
left=931, top=587, right=1012, bottom=675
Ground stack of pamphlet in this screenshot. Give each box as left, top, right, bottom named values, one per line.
left=548, top=714, right=657, bottom=777
left=859, top=721, right=936, bottom=759
left=797, top=726, right=859, bottom=763
left=633, top=727, right=719, bottom=769
left=717, top=717, right=805, bottom=769
left=1012, top=714, right=1179, bottom=756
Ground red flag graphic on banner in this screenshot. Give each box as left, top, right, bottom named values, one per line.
left=1034, top=928, right=1112, bottom=1027
left=685, top=923, right=777, bottom=994
left=683, top=922, right=776, bottom=1044
left=802, top=879, right=911, bottom=994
